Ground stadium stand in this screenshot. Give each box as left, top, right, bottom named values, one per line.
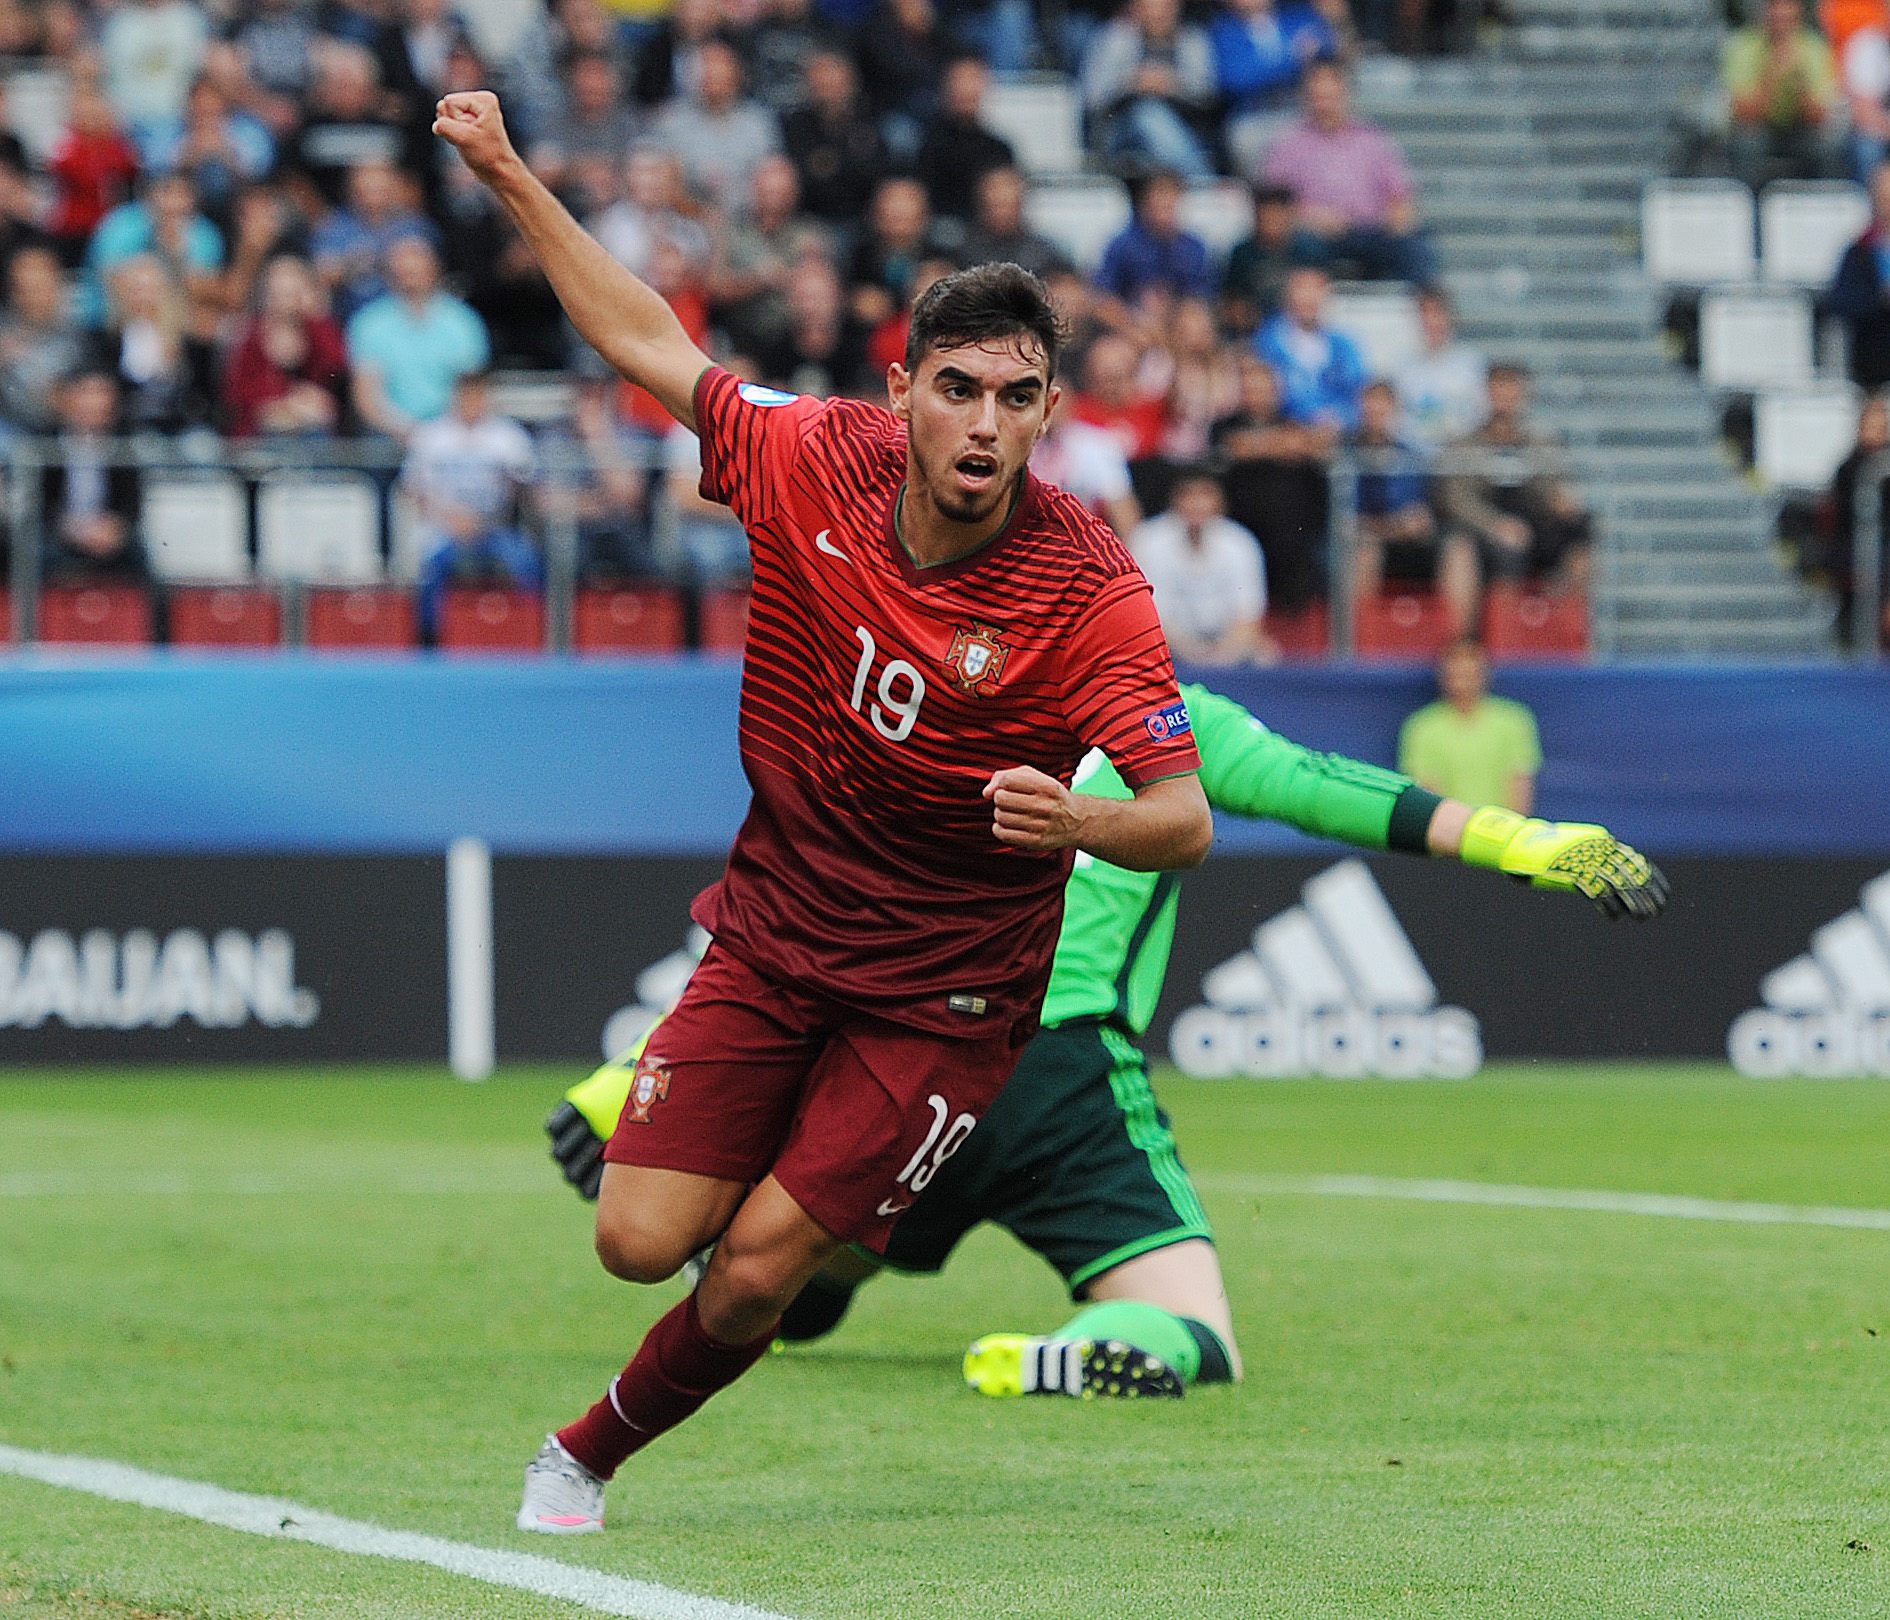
left=169, top=586, right=282, bottom=649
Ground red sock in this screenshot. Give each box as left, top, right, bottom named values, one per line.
left=556, top=1293, right=777, bottom=1481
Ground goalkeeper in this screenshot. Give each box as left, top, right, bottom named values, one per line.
left=547, top=683, right=1666, bottom=1400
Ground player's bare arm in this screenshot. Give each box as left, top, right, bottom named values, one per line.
left=432, top=91, right=709, bottom=429
left=984, top=766, right=1212, bottom=870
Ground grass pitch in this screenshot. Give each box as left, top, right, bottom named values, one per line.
left=2, top=1062, right=1887, bottom=1620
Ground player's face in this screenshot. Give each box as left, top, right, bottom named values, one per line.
left=893, top=339, right=1059, bottom=528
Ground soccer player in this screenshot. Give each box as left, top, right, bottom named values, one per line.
left=548, top=683, right=1667, bottom=1399
left=434, top=92, right=1216, bottom=1535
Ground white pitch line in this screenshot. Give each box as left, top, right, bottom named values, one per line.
left=0, top=1444, right=795, bottom=1620
left=1203, top=1172, right=1890, bottom=1232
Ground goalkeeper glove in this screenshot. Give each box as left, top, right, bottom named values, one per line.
left=543, top=1035, right=647, bottom=1203
left=1460, top=807, right=1670, bottom=920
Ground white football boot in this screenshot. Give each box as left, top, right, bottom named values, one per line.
left=516, top=1434, right=606, bottom=1534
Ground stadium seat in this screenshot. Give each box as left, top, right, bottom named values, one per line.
left=1354, top=590, right=1453, bottom=660
left=698, top=585, right=751, bottom=652
left=1481, top=584, right=1589, bottom=660
left=142, top=475, right=250, bottom=582
left=1024, top=176, right=1132, bottom=274
left=5, top=67, right=68, bottom=164
left=169, top=586, right=281, bottom=649
left=573, top=585, right=686, bottom=654
left=306, top=586, right=416, bottom=650
left=1755, top=385, right=1862, bottom=488
left=256, top=475, right=383, bottom=584
left=36, top=583, right=153, bottom=646
left=0, top=589, right=11, bottom=643
left=487, top=371, right=577, bottom=426
left=1759, top=181, right=1870, bottom=287
left=439, top=587, right=545, bottom=653
left=982, top=75, right=1083, bottom=175
left=1327, top=285, right=1424, bottom=376
left=1699, top=286, right=1814, bottom=391
left=1263, top=602, right=1330, bottom=659
left=1178, top=179, right=1253, bottom=264
left=1641, top=179, right=1756, bottom=284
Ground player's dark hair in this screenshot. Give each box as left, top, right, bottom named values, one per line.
left=906, top=262, right=1067, bottom=381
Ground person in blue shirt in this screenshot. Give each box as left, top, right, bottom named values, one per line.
left=82, top=171, right=224, bottom=327
left=345, top=233, right=490, bottom=440
left=1211, top=0, right=1339, bottom=176
left=1093, top=169, right=1215, bottom=323
left=1254, top=262, right=1366, bottom=432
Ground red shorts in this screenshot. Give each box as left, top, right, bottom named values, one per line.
left=602, top=942, right=1030, bottom=1247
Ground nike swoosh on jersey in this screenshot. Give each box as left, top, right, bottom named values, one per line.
left=813, top=529, right=848, bottom=560
left=876, top=1197, right=913, bottom=1217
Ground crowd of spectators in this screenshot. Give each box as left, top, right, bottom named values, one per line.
left=0, top=0, right=1560, bottom=655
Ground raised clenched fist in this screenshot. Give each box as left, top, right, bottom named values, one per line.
left=432, top=91, right=518, bottom=185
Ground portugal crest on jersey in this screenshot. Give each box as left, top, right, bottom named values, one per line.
left=945, top=624, right=1010, bottom=695
left=624, top=1054, right=671, bottom=1124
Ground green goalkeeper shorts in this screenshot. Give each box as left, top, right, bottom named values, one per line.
left=875, top=1019, right=1213, bottom=1296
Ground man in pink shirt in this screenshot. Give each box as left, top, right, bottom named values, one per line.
left=1260, top=60, right=1437, bottom=286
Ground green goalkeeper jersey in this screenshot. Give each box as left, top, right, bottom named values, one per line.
left=1039, top=684, right=1435, bottom=1036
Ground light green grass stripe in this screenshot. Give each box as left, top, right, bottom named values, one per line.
left=0, top=1444, right=794, bottom=1620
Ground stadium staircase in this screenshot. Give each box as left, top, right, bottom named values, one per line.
left=1357, top=0, right=1837, bottom=657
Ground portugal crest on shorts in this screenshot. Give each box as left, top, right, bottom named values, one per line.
left=945, top=623, right=1009, bottom=695
left=625, top=1054, right=671, bottom=1124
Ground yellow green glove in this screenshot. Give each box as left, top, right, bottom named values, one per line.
left=544, top=1026, right=651, bottom=1201
left=1460, top=807, right=1670, bottom=920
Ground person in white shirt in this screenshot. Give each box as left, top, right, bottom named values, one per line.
left=1393, top=288, right=1487, bottom=453
left=404, top=369, right=542, bottom=637
left=1845, top=24, right=1890, bottom=183
left=1130, top=465, right=1279, bottom=665
left=1030, top=410, right=1144, bottom=537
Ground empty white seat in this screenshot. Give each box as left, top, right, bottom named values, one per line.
left=1178, top=179, right=1252, bottom=264
left=1759, top=181, right=1869, bottom=287
left=1024, top=176, right=1131, bottom=274
left=255, top=475, right=382, bottom=584
left=142, top=475, right=250, bottom=582
left=1327, top=284, right=1423, bottom=375
left=1755, top=385, right=1861, bottom=488
left=1642, top=179, right=1756, bottom=285
left=1699, top=285, right=1814, bottom=391
left=983, top=76, right=1084, bottom=176
left=488, top=372, right=575, bottom=426
left=6, top=68, right=69, bottom=165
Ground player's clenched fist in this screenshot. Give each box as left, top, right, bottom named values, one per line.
left=433, top=91, right=518, bottom=184
left=984, top=766, right=1084, bottom=852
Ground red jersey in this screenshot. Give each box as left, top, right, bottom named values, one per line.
left=689, top=366, right=1200, bottom=1037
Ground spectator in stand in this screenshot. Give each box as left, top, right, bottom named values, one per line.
left=85, top=171, right=225, bottom=329
left=1843, top=13, right=1890, bottom=184
left=1081, top=0, right=1219, bottom=180
left=313, top=158, right=439, bottom=321
left=1031, top=407, right=1143, bottom=536
left=846, top=176, right=953, bottom=328
left=652, top=37, right=780, bottom=216
left=1094, top=169, right=1214, bottom=325
left=1393, top=287, right=1487, bottom=452
left=148, top=75, right=275, bottom=231
left=746, top=0, right=844, bottom=117
left=1156, top=294, right=1242, bottom=458
left=224, top=253, right=350, bottom=439
left=527, top=50, right=641, bottom=188
left=316, top=0, right=431, bottom=121
left=1830, top=159, right=1890, bottom=390
left=1350, top=375, right=1475, bottom=628
left=1398, top=638, right=1541, bottom=814
left=865, top=254, right=957, bottom=379
left=101, top=252, right=219, bottom=434
left=1221, top=181, right=1319, bottom=334
left=0, top=156, right=52, bottom=287
left=234, top=0, right=321, bottom=135
left=710, top=154, right=831, bottom=361
left=0, top=247, right=90, bottom=433
left=1723, top=0, right=1842, bottom=186
left=1130, top=465, right=1277, bottom=665
left=1261, top=60, right=1436, bottom=285
left=858, top=0, right=953, bottom=153
left=960, top=166, right=1074, bottom=282
left=781, top=49, right=888, bottom=230
left=1210, top=349, right=1331, bottom=609
left=630, top=0, right=726, bottom=112
left=1071, top=329, right=1169, bottom=463
left=288, top=41, right=427, bottom=207
left=1256, top=262, right=1366, bottom=433
left=406, top=368, right=542, bottom=639
left=751, top=254, right=873, bottom=395
left=1212, top=0, right=1341, bottom=179
left=438, top=154, right=569, bottom=369
left=1436, top=361, right=1593, bottom=610
left=1824, top=388, right=1890, bottom=647
left=40, top=368, right=149, bottom=585
left=221, top=179, right=312, bottom=315
left=537, top=374, right=656, bottom=580
left=664, top=418, right=752, bottom=583
left=913, top=56, right=1017, bottom=224
left=590, top=147, right=713, bottom=280
left=399, top=0, right=473, bottom=100
left=101, top=0, right=209, bottom=159
left=347, top=233, right=490, bottom=441
left=46, top=84, right=142, bottom=266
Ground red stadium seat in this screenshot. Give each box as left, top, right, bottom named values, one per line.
left=1482, top=584, right=1590, bottom=660
left=573, top=585, right=686, bottom=655
left=0, top=589, right=11, bottom=643
left=698, top=586, right=751, bottom=652
left=1263, top=602, right=1329, bottom=660
left=169, top=586, right=282, bottom=649
left=439, top=587, right=545, bottom=654
left=1354, top=590, right=1454, bottom=661
left=37, top=583, right=153, bottom=646
left=307, top=587, right=416, bottom=651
